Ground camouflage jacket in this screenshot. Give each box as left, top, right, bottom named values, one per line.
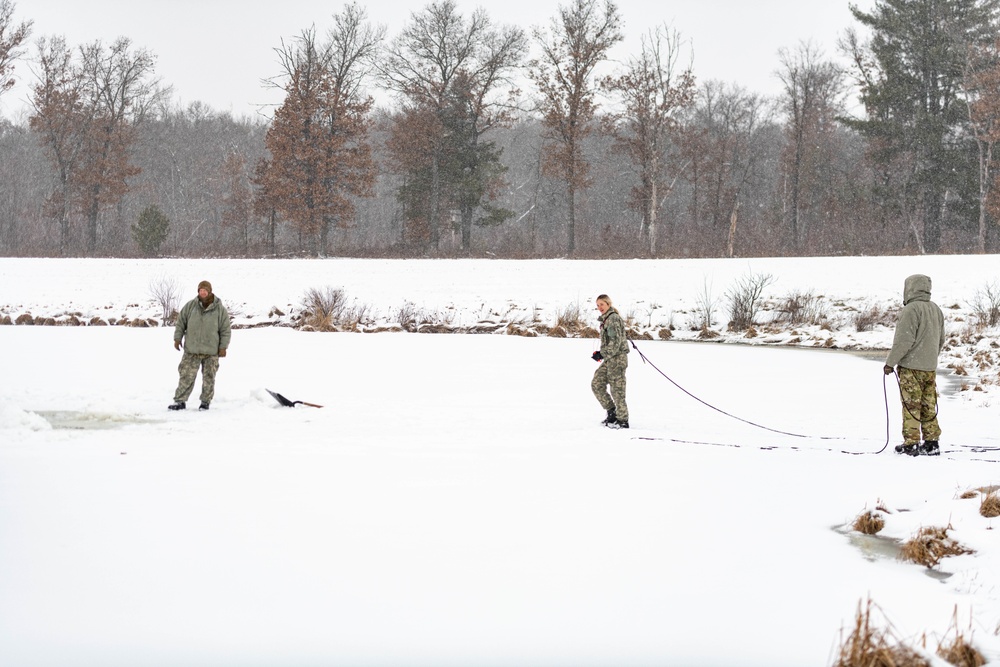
left=599, top=307, right=629, bottom=359
left=174, top=295, right=232, bottom=356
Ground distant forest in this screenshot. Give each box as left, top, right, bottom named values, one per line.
left=2, top=0, right=1000, bottom=259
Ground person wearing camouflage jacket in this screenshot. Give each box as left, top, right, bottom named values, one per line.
left=591, top=294, right=630, bottom=428
left=883, top=274, right=945, bottom=456
left=169, top=280, right=232, bottom=411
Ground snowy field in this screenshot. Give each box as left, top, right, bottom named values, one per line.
left=1, top=255, right=1000, bottom=666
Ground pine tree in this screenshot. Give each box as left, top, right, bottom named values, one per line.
left=846, top=0, right=1000, bottom=253
left=131, top=204, right=169, bottom=256
left=380, top=1, right=525, bottom=253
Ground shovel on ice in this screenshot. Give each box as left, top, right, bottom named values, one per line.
left=266, top=388, right=323, bottom=408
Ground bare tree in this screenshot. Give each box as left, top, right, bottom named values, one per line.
left=602, top=24, right=696, bottom=255
left=962, top=37, right=1000, bottom=253
left=776, top=41, right=845, bottom=250
left=76, top=37, right=164, bottom=253
left=257, top=4, right=384, bottom=256
left=679, top=81, right=774, bottom=255
left=29, top=36, right=86, bottom=253
left=529, top=0, right=622, bottom=255
left=379, top=0, right=525, bottom=252
left=29, top=36, right=164, bottom=254
left=0, top=0, right=31, bottom=96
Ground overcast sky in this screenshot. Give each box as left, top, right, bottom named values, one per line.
left=1, top=0, right=875, bottom=121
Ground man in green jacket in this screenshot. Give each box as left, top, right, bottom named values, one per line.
left=169, top=280, right=232, bottom=411
left=883, top=274, right=945, bottom=456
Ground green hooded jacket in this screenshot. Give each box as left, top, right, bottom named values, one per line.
left=885, top=274, right=945, bottom=372
left=599, top=307, right=630, bottom=359
left=174, top=294, right=232, bottom=356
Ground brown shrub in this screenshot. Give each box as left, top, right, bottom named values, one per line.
left=657, top=328, right=673, bottom=340
left=15, top=313, right=34, bottom=325
left=548, top=325, right=567, bottom=338
left=834, top=598, right=929, bottom=667
left=938, top=634, right=986, bottom=667
left=900, top=526, right=974, bottom=568
left=979, top=493, right=1000, bottom=518
left=937, top=607, right=987, bottom=667
left=853, top=511, right=885, bottom=535
left=697, top=325, right=720, bottom=340
left=505, top=324, right=536, bottom=337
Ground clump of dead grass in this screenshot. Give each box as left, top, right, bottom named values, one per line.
left=555, top=302, right=587, bottom=335
left=979, top=492, right=1000, bottom=518
left=834, top=598, right=928, bottom=667
left=900, top=525, right=974, bottom=568
left=853, top=303, right=894, bottom=332
left=853, top=510, right=886, bottom=535
left=301, top=287, right=348, bottom=330
left=937, top=633, right=986, bottom=667
left=936, top=607, right=987, bottom=667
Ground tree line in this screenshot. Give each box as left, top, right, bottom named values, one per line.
left=1, top=0, right=1000, bottom=259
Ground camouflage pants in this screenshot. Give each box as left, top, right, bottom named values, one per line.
left=898, top=367, right=941, bottom=444
left=173, top=352, right=220, bottom=404
left=592, top=354, right=629, bottom=422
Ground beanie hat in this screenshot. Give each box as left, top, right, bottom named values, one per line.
left=198, top=280, right=212, bottom=293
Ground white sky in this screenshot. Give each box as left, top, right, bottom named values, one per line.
left=1, top=0, right=875, bottom=121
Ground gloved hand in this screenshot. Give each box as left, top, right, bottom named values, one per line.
left=592, top=351, right=603, bottom=361
left=883, top=364, right=894, bottom=375
left=218, top=348, right=227, bottom=358
left=174, top=340, right=181, bottom=351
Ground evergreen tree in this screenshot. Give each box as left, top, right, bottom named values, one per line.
left=131, top=204, right=169, bottom=256
left=846, top=0, right=1000, bottom=252
left=380, top=1, right=525, bottom=253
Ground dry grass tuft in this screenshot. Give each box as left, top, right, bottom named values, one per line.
left=301, top=287, right=348, bottom=331
left=937, top=634, right=986, bottom=667
left=853, top=510, right=886, bottom=535
left=980, top=493, right=1000, bottom=518
left=900, top=526, right=974, bottom=568
left=555, top=302, right=587, bottom=334
left=853, top=303, right=892, bottom=332
left=834, top=598, right=929, bottom=667
left=959, top=490, right=979, bottom=500
left=697, top=325, right=720, bottom=340
left=937, top=607, right=987, bottom=667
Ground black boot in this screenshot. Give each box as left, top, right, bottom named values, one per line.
left=919, top=440, right=940, bottom=456
left=601, top=409, right=617, bottom=425
left=608, top=420, right=629, bottom=429
left=168, top=401, right=186, bottom=411
left=894, top=442, right=918, bottom=455
left=199, top=402, right=210, bottom=411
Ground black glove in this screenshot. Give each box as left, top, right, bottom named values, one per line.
left=592, top=351, right=603, bottom=361
left=883, top=364, right=894, bottom=375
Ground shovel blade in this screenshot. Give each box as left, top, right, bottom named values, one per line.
left=266, top=388, right=296, bottom=407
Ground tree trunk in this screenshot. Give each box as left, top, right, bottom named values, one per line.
left=430, top=149, right=441, bottom=251
left=923, top=189, right=942, bottom=253
left=648, top=176, right=658, bottom=256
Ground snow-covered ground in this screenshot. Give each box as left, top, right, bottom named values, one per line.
left=1, top=255, right=999, bottom=666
